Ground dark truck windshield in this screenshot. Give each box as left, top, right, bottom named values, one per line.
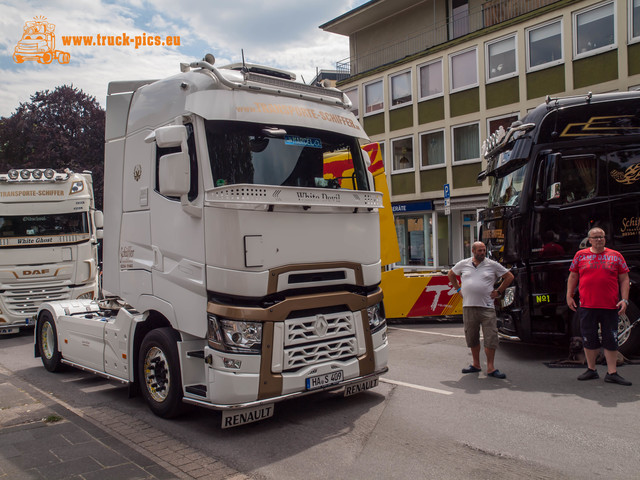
left=488, top=161, right=526, bottom=207
left=205, top=120, right=370, bottom=191
left=0, top=212, right=89, bottom=247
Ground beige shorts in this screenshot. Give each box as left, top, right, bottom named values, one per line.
left=462, top=307, right=499, bottom=350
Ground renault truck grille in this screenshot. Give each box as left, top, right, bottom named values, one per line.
left=281, top=312, right=358, bottom=371
left=284, top=338, right=357, bottom=370
left=3, top=284, right=70, bottom=315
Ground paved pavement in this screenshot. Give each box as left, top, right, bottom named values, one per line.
left=0, top=364, right=250, bottom=480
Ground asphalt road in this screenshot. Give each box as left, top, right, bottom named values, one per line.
left=1, top=321, right=639, bottom=479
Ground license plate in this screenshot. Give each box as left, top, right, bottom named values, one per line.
left=344, top=377, right=379, bottom=397
left=0, top=327, right=19, bottom=335
left=306, top=370, right=344, bottom=390
left=221, top=404, right=274, bottom=428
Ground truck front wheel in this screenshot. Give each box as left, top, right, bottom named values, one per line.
left=38, top=311, right=63, bottom=372
left=138, top=328, right=184, bottom=418
left=618, top=301, right=640, bottom=357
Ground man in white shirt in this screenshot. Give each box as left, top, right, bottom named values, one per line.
left=447, top=241, right=514, bottom=379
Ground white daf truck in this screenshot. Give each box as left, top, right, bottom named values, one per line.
left=0, top=168, right=101, bottom=334
left=35, top=54, right=389, bottom=428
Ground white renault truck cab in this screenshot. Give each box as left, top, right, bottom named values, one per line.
left=36, top=54, right=388, bottom=427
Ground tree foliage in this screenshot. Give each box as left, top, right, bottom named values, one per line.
left=0, top=85, right=105, bottom=209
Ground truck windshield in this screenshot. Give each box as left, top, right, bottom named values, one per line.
left=205, top=120, right=370, bottom=191
left=488, top=163, right=527, bottom=207
left=0, top=212, right=89, bottom=246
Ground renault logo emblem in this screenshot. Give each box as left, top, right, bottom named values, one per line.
left=314, top=317, right=329, bottom=337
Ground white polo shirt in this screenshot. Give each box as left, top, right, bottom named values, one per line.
left=451, top=257, right=509, bottom=309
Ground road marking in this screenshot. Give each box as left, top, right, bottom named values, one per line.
left=380, top=378, right=453, bottom=396
left=388, top=326, right=465, bottom=339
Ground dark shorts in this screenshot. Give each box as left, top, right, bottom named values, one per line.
left=579, top=308, right=619, bottom=351
left=462, top=307, right=499, bottom=350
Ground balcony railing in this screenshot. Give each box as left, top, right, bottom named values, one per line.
left=336, top=0, right=560, bottom=79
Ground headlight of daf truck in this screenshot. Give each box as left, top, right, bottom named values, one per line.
left=502, top=286, right=516, bottom=307
left=207, top=314, right=262, bottom=354
left=367, top=302, right=386, bottom=334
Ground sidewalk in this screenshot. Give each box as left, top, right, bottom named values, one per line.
left=0, top=366, right=249, bottom=480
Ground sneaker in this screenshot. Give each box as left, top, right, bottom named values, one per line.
left=577, top=368, right=599, bottom=381
left=604, top=372, right=632, bottom=386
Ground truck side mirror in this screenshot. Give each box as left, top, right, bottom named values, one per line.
left=94, top=210, right=104, bottom=229
left=94, top=210, right=104, bottom=240
left=147, top=125, right=190, bottom=198
left=159, top=152, right=190, bottom=197
left=547, top=182, right=561, bottom=202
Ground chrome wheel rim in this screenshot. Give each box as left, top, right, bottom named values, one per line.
left=42, top=322, right=54, bottom=360
left=144, top=346, right=170, bottom=403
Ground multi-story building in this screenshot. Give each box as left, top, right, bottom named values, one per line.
left=321, top=0, right=640, bottom=269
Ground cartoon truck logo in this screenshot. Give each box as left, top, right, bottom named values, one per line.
left=13, top=16, right=70, bottom=65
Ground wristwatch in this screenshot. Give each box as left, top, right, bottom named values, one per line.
left=622, top=299, right=629, bottom=305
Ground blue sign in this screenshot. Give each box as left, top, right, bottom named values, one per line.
left=392, top=201, right=433, bottom=213
left=444, top=183, right=450, bottom=199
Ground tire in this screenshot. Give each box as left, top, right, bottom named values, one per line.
left=13, top=54, right=24, bottom=63
left=58, top=52, right=70, bottom=64
left=138, top=328, right=184, bottom=418
left=39, top=52, right=53, bottom=64
left=618, top=300, right=640, bottom=357
left=37, top=311, right=63, bottom=372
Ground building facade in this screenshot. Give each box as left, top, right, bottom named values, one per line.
left=321, top=0, right=640, bottom=269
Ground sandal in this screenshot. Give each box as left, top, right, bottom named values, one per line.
left=462, top=365, right=481, bottom=373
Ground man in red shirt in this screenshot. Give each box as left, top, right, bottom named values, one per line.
left=567, top=227, right=631, bottom=386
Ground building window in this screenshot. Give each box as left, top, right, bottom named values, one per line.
left=630, top=0, right=640, bottom=42
left=487, top=114, right=519, bottom=138
left=395, top=214, right=434, bottom=267
left=391, top=136, right=414, bottom=172
left=450, top=48, right=477, bottom=92
left=418, top=59, right=443, bottom=99
left=450, top=0, right=469, bottom=39
left=527, top=20, right=562, bottom=71
left=574, top=1, right=615, bottom=58
left=345, top=88, right=359, bottom=117
left=461, top=211, right=478, bottom=259
left=486, top=34, right=517, bottom=82
left=420, top=130, right=445, bottom=169
left=452, top=123, right=480, bottom=164
left=365, top=79, right=384, bottom=114
left=391, top=71, right=412, bottom=107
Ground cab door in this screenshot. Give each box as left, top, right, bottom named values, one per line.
left=149, top=123, right=207, bottom=338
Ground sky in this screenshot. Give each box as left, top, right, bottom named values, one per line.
left=0, top=0, right=368, bottom=117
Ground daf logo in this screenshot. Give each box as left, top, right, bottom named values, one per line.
left=23, top=269, right=49, bottom=276
left=314, top=316, right=329, bottom=337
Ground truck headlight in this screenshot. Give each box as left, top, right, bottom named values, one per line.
left=367, top=302, right=386, bottom=334
left=207, top=314, right=262, bottom=354
left=76, top=291, right=94, bottom=300
left=502, top=286, right=516, bottom=307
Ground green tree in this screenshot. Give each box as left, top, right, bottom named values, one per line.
left=0, top=85, right=105, bottom=209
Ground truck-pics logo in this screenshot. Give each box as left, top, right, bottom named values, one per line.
left=13, top=16, right=70, bottom=65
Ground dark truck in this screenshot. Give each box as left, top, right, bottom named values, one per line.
left=478, top=91, right=640, bottom=355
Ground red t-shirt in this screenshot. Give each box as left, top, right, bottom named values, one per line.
left=569, top=247, right=629, bottom=309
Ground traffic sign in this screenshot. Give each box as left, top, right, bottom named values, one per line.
left=444, top=184, right=451, bottom=215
